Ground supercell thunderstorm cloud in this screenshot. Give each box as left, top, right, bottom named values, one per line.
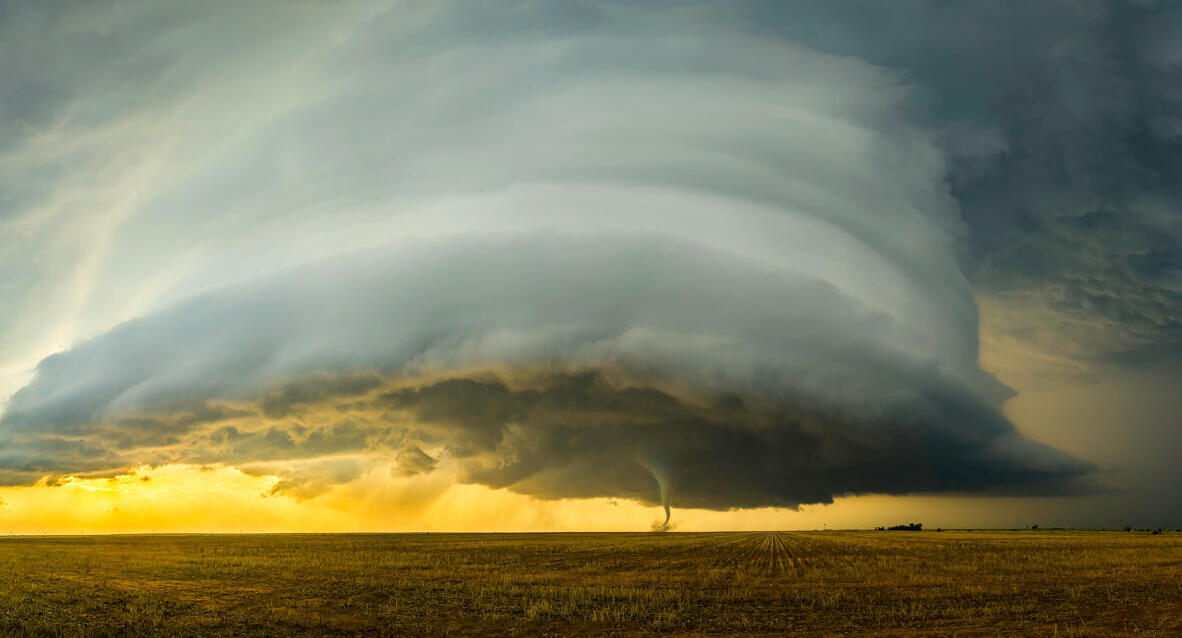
left=3, top=1, right=1179, bottom=527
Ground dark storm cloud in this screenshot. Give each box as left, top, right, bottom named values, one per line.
left=978, top=211, right=1182, bottom=352
left=9, top=0, right=1169, bottom=512
left=736, top=0, right=1182, bottom=357
left=0, top=237, right=1094, bottom=504
left=377, top=371, right=1091, bottom=510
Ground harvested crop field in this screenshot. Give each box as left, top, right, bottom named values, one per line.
left=1, top=530, right=1179, bottom=636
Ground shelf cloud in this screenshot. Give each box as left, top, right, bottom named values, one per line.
left=13, top=1, right=1182, bottom=521
left=0, top=238, right=1093, bottom=508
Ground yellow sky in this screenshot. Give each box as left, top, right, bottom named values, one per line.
left=0, top=461, right=1090, bottom=534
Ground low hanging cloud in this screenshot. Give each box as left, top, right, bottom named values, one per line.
left=0, top=236, right=1093, bottom=508
left=0, top=1, right=1102, bottom=516
left=381, top=371, right=1089, bottom=508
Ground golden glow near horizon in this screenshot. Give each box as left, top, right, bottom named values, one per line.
left=0, top=463, right=1091, bottom=535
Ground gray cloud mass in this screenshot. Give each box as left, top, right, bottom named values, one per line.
left=5, top=0, right=1177, bottom=519
left=0, top=236, right=1093, bottom=506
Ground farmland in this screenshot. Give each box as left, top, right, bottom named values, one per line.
left=0, top=530, right=1179, bottom=636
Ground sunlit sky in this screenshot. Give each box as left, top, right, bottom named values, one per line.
left=1, top=1, right=1180, bottom=533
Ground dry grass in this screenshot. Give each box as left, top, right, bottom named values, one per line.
left=0, top=530, right=1179, bottom=636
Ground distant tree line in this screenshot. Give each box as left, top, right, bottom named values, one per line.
left=868, top=523, right=1180, bottom=533
left=875, top=523, right=922, bottom=531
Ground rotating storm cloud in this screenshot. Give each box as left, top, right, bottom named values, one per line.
left=14, top=0, right=1176, bottom=527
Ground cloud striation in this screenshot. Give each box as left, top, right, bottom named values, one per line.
left=0, top=1, right=1103, bottom=517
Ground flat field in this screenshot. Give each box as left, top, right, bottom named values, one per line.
left=0, top=530, right=1179, bottom=636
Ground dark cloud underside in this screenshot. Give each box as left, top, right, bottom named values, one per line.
left=6, top=1, right=1179, bottom=519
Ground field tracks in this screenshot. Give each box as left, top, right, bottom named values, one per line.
left=708, top=531, right=880, bottom=574
left=715, top=531, right=806, bottom=574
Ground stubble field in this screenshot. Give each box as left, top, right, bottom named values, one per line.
left=0, top=530, right=1179, bottom=636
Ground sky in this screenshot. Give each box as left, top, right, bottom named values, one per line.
left=0, top=0, right=1179, bottom=533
